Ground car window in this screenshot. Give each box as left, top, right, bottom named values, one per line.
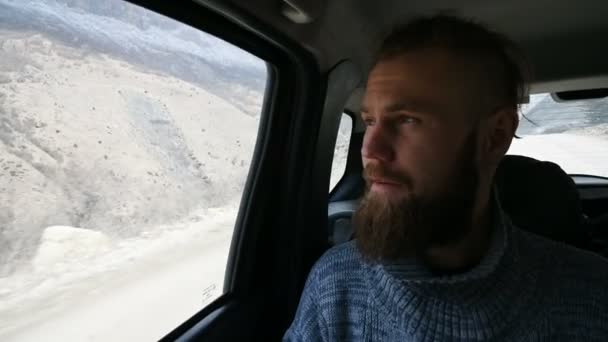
left=329, top=113, right=353, bottom=190
left=0, top=0, right=267, bottom=341
left=508, top=93, right=608, bottom=177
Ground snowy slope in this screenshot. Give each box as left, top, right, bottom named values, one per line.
left=0, top=30, right=259, bottom=273
left=0, top=0, right=266, bottom=116
left=0, top=2, right=267, bottom=338
left=510, top=93, right=608, bottom=176
left=0, top=206, right=236, bottom=341
left=0, top=24, right=260, bottom=340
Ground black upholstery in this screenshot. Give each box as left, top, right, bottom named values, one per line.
left=329, top=155, right=588, bottom=249
left=495, top=155, right=588, bottom=249
left=588, top=213, right=608, bottom=255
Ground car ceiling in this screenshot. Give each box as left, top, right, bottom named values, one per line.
left=222, top=0, right=608, bottom=114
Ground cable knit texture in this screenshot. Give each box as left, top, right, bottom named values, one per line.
left=283, top=205, right=608, bottom=341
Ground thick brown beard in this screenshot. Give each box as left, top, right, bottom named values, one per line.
left=354, top=132, right=479, bottom=263
left=353, top=189, right=422, bottom=261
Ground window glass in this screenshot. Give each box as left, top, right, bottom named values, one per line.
left=330, top=113, right=353, bottom=190
left=0, top=0, right=267, bottom=340
left=508, top=93, right=608, bottom=177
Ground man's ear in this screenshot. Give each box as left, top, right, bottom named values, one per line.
left=483, top=108, right=518, bottom=161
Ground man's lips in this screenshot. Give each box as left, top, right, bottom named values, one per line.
left=368, top=178, right=403, bottom=186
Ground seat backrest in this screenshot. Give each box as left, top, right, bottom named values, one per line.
left=588, top=213, right=608, bottom=255
left=494, top=155, right=587, bottom=248
left=328, top=155, right=588, bottom=248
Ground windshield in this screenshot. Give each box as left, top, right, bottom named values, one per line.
left=508, top=93, right=608, bottom=177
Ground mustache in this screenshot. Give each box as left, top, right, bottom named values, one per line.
left=363, top=163, right=413, bottom=187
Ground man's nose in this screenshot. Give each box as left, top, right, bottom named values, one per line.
left=361, top=124, right=395, bottom=162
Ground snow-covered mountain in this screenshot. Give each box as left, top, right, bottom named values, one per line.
left=0, top=2, right=265, bottom=330
left=0, top=0, right=266, bottom=115
left=518, top=93, right=608, bottom=135
left=0, top=0, right=267, bottom=277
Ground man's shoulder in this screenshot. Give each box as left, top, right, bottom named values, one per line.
left=518, top=229, right=608, bottom=287
left=307, top=241, right=366, bottom=294
left=285, top=242, right=368, bottom=340
left=312, top=240, right=362, bottom=277
left=517, top=230, right=608, bottom=330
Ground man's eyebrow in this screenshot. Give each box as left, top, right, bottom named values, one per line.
left=360, top=101, right=436, bottom=115
left=385, top=101, right=435, bottom=113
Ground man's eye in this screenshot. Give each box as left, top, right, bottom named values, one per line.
left=363, top=118, right=375, bottom=126
left=397, top=116, right=419, bottom=125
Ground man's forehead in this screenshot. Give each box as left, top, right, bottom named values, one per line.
left=361, top=86, right=416, bottom=112
left=361, top=91, right=439, bottom=115
left=363, top=77, right=410, bottom=102
left=362, top=62, right=444, bottom=113
left=362, top=49, right=481, bottom=114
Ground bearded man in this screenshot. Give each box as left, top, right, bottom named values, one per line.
left=284, top=14, right=608, bottom=341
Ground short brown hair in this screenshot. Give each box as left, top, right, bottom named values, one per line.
left=375, top=14, right=531, bottom=113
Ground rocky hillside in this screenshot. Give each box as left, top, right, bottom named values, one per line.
left=0, top=0, right=266, bottom=116
left=0, top=29, right=261, bottom=275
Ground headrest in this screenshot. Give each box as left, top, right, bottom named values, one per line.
left=495, top=155, right=586, bottom=248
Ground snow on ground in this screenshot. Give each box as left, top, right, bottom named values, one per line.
left=509, top=132, right=608, bottom=177
left=31, top=226, right=111, bottom=271
left=0, top=204, right=237, bottom=341
left=511, top=93, right=608, bottom=176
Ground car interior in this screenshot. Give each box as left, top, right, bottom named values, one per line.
left=118, top=0, right=608, bottom=341
left=119, top=1, right=608, bottom=340
left=2, top=0, right=607, bottom=340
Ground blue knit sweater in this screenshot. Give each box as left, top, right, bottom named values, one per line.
left=284, top=207, right=608, bottom=341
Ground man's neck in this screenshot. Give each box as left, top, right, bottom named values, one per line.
left=424, top=193, right=494, bottom=274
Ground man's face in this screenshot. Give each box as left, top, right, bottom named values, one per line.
left=355, top=47, right=484, bottom=262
